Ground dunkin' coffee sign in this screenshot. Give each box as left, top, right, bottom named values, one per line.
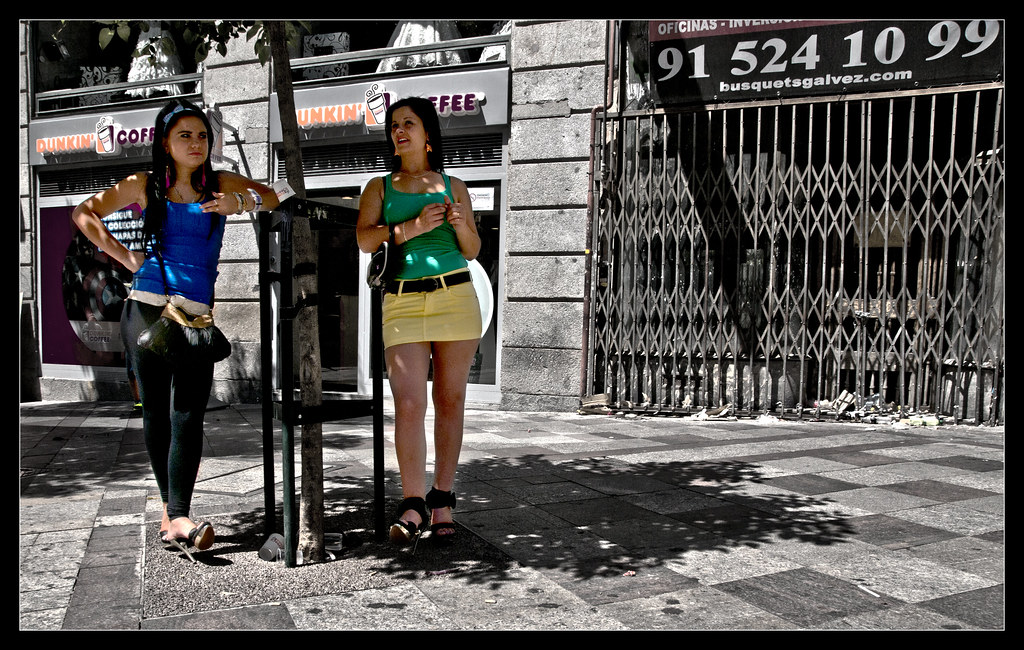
left=296, top=83, right=487, bottom=131
left=33, top=116, right=157, bottom=157
left=93, top=117, right=157, bottom=155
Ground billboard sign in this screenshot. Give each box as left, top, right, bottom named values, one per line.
left=650, top=19, right=1004, bottom=105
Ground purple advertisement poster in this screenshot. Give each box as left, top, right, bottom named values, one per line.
left=40, top=205, right=142, bottom=368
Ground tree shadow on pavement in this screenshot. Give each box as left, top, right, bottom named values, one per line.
left=21, top=402, right=861, bottom=615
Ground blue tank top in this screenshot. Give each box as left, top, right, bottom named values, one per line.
left=131, top=201, right=227, bottom=306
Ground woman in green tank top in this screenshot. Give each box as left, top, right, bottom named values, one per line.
left=357, top=97, right=482, bottom=546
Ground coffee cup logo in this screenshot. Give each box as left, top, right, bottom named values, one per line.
left=95, top=116, right=118, bottom=155
left=365, top=84, right=388, bottom=129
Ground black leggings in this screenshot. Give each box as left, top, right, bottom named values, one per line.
left=121, top=299, right=214, bottom=521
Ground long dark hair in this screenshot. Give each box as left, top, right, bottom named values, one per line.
left=142, top=99, right=219, bottom=249
left=385, top=97, right=445, bottom=173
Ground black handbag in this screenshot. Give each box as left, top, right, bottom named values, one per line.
left=136, top=252, right=231, bottom=366
left=366, top=227, right=399, bottom=290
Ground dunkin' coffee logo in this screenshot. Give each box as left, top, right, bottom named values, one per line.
left=94, top=117, right=156, bottom=155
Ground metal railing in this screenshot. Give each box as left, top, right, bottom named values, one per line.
left=288, top=32, right=510, bottom=83
left=34, top=73, right=203, bottom=117
left=31, top=31, right=510, bottom=117
left=586, top=85, right=1004, bottom=424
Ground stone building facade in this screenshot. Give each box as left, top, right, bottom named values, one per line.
left=19, top=19, right=610, bottom=412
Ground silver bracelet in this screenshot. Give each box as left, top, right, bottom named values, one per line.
left=232, top=192, right=245, bottom=215
left=246, top=188, right=263, bottom=211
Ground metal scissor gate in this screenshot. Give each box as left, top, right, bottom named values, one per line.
left=585, top=85, right=1004, bottom=423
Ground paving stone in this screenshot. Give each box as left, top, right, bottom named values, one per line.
left=879, top=479, right=998, bottom=502
left=888, top=502, right=1003, bottom=537
left=810, top=549, right=999, bottom=603
left=285, top=586, right=448, bottom=630
left=141, top=603, right=296, bottom=630
left=761, top=473, right=865, bottom=495
left=921, top=455, right=1004, bottom=472
left=18, top=608, right=67, bottom=631
left=63, top=602, right=142, bottom=630
left=818, top=486, right=939, bottom=513
left=819, top=602, right=976, bottom=630
left=596, top=585, right=796, bottom=630
left=68, top=563, right=142, bottom=607
left=587, top=513, right=721, bottom=555
left=664, top=543, right=803, bottom=585
left=417, top=565, right=622, bottom=630
left=810, top=450, right=902, bottom=467
left=896, top=537, right=1005, bottom=583
left=844, top=513, right=958, bottom=549
left=715, top=567, right=901, bottom=627
left=620, top=488, right=733, bottom=516
left=919, top=584, right=1004, bottom=629
left=535, top=557, right=699, bottom=606
left=538, top=495, right=657, bottom=526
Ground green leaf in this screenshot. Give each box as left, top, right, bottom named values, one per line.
left=98, top=27, right=114, bottom=50
left=117, top=22, right=131, bottom=42
left=255, top=42, right=270, bottom=66
left=246, top=23, right=263, bottom=42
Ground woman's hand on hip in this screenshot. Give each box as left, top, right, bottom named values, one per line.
left=125, top=250, right=146, bottom=273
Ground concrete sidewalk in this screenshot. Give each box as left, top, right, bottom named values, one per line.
left=19, top=399, right=1004, bottom=631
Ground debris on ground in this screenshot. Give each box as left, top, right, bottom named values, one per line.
left=579, top=391, right=958, bottom=426
left=809, top=391, right=952, bottom=426
left=689, top=403, right=734, bottom=421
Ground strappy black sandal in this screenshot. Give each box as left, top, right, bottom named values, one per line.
left=163, top=521, right=214, bottom=563
left=425, top=488, right=457, bottom=545
left=188, top=521, right=215, bottom=551
left=389, top=497, right=428, bottom=546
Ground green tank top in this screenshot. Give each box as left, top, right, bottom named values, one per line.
left=383, top=173, right=468, bottom=279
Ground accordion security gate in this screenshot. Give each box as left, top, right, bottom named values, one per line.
left=586, top=85, right=1004, bottom=423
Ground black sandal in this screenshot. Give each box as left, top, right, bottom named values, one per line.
left=163, top=521, right=214, bottom=563
left=389, top=497, right=428, bottom=546
left=188, top=521, right=215, bottom=551
left=425, top=488, right=457, bottom=544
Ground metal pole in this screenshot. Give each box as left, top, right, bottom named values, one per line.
left=279, top=210, right=298, bottom=567
left=372, top=287, right=386, bottom=541
left=258, top=212, right=277, bottom=536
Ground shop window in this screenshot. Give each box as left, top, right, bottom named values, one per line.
left=293, top=20, right=510, bottom=81
left=31, top=20, right=202, bottom=113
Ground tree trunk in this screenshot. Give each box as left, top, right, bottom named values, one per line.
left=267, top=21, right=325, bottom=564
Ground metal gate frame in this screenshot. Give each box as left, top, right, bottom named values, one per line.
left=584, top=84, right=1004, bottom=424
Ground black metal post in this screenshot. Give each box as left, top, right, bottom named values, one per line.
left=258, top=212, right=277, bottom=536
left=372, top=287, right=386, bottom=541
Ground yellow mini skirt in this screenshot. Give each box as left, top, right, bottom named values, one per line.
left=382, top=272, right=482, bottom=349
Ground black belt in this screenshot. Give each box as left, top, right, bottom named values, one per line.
left=386, top=270, right=471, bottom=295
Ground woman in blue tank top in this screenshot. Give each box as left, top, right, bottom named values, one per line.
left=72, top=99, right=279, bottom=561
left=357, top=97, right=482, bottom=546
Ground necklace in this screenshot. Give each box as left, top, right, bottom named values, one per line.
left=170, top=185, right=199, bottom=203
left=403, top=169, right=433, bottom=179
